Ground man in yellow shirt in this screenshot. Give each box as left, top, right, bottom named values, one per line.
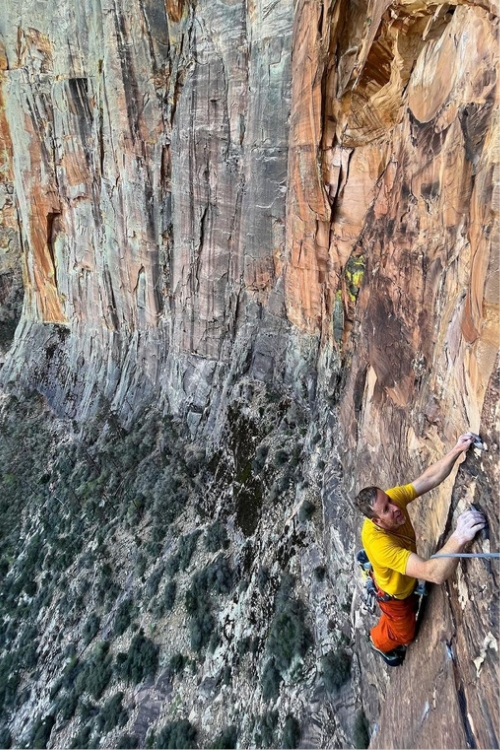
left=355, top=433, right=486, bottom=666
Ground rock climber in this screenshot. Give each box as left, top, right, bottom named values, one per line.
left=354, top=432, right=486, bottom=667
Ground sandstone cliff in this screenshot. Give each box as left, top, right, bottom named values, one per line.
left=0, top=0, right=498, bottom=748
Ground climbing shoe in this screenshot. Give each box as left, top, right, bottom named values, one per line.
left=369, top=639, right=406, bottom=667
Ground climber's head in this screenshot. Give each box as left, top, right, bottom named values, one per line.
left=355, top=487, right=406, bottom=530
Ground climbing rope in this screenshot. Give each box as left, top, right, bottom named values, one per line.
left=430, top=553, right=500, bottom=559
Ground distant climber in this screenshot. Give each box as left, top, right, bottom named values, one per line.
left=354, top=432, right=486, bottom=667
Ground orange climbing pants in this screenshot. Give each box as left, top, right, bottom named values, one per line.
left=370, top=583, right=418, bottom=653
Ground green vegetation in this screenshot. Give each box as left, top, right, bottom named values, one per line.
left=31, top=714, right=55, bottom=749
left=221, top=665, right=232, bottom=685
left=188, top=604, right=216, bottom=654
left=282, top=715, right=301, bottom=749
left=0, top=382, right=317, bottom=747
left=163, top=581, right=177, bottom=611
left=55, top=689, right=79, bottom=721
left=53, top=650, right=109, bottom=724
left=117, top=733, right=139, bottom=749
left=185, top=555, right=235, bottom=652
left=313, top=566, right=326, bottom=582
left=146, top=567, right=165, bottom=599
left=266, top=574, right=312, bottom=673
left=236, top=635, right=251, bottom=656
left=76, top=641, right=113, bottom=700
left=254, top=711, right=278, bottom=747
left=135, top=553, right=148, bottom=578
left=298, top=499, right=316, bottom=523
left=0, top=652, right=21, bottom=716
left=209, top=724, right=238, bottom=748
left=165, top=530, right=202, bottom=578
left=261, top=658, right=282, bottom=702
left=96, top=692, right=128, bottom=734
left=82, top=614, right=100, bottom=645
left=154, top=719, right=197, bottom=749
left=0, top=392, right=201, bottom=740
left=79, top=699, right=99, bottom=723
left=252, top=444, right=269, bottom=472
left=114, top=598, right=136, bottom=636
left=177, top=531, right=202, bottom=571
left=116, top=630, right=159, bottom=684
left=260, top=574, right=312, bottom=702
left=0, top=727, right=11, bottom=748
left=69, top=723, right=93, bottom=749
left=204, top=521, right=230, bottom=553
left=257, top=566, right=269, bottom=593
left=353, top=709, right=370, bottom=749
left=165, top=553, right=180, bottom=577
left=345, top=254, right=365, bottom=303
left=321, top=649, right=352, bottom=692
left=274, top=448, right=289, bottom=467
left=169, top=653, right=188, bottom=674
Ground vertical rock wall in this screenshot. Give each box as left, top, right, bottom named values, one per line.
left=0, top=45, right=23, bottom=359
left=1, top=0, right=496, bottom=435
left=0, top=0, right=300, bottom=422
left=296, top=2, right=499, bottom=746
left=370, top=359, right=499, bottom=749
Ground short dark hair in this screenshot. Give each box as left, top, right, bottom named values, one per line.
left=354, top=486, right=381, bottom=519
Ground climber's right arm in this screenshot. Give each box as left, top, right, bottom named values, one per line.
left=411, top=433, right=474, bottom=497
left=405, top=509, right=486, bottom=585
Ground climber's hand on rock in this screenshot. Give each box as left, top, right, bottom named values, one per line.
left=454, top=433, right=475, bottom=453
left=452, top=509, right=486, bottom=545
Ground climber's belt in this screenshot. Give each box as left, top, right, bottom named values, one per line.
left=372, top=574, right=406, bottom=602
left=375, top=584, right=419, bottom=603
left=375, top=590, right=396, bottom=602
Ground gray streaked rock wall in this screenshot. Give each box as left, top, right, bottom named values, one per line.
left=0, top=57, right=23, bottom=359
left=0, top=0, right=299, bottom=426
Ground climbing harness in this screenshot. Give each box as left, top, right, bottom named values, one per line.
left=356, top=550, right=426, bottom=610
left=356, top=550, right=377, bottom=611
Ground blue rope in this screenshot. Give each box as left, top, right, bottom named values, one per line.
left=430, top=553, right=500, bottom=559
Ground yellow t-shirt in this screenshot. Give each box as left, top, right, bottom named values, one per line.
left=361, top=484, right=418, bottom=599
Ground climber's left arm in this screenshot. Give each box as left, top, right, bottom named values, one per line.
left=411, top=433, right=474, bottom=497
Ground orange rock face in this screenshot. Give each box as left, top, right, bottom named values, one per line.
left=297, top=4, right=498, bottom=746
left=165, top=0, right=186, bottom=23
left=0, top=45, right=24, bottom=352
left=282, top=0, right=499, bottom=465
